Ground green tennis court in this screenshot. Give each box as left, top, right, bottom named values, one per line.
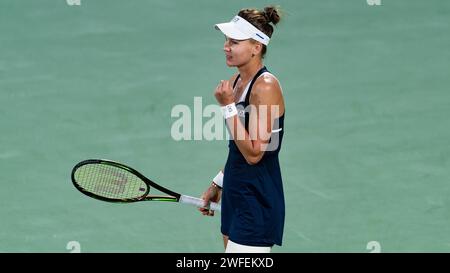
left=1, top=0, right=449, bottom=252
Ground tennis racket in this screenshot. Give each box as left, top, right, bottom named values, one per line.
left=71, top=159, right=221, bottom=212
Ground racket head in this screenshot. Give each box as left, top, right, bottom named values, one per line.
left=71, top=159, right=150, bottom=203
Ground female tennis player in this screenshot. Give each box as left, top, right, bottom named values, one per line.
left=199, top=6, right=286, bottom=253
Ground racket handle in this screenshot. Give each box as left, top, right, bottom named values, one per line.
left=179, top=195, right=221, bottom=212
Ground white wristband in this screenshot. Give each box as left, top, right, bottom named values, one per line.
left=221, top=103, right=238, bottom=119
left=212, top=170, right=224, bottom=188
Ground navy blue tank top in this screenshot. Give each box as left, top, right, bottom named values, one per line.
left=221, top=66, right=285, bottom=247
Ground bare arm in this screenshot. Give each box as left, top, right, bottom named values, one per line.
left=216, top=75, right=284, bottom=165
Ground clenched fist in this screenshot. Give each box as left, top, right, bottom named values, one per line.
left=214, top=80, right=234, bottom=106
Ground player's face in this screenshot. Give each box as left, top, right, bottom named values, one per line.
left=223, top=36, right=256, bottom=67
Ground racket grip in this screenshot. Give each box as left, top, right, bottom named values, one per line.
left=179, top=195, right=221, bottom=212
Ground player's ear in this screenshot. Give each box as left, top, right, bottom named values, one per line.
left=252, top=41, right=263, bottom=57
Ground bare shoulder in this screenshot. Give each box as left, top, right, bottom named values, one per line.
left=250, top=73, right=283, bottom=102
left=250, top=73, right=285, bottom=116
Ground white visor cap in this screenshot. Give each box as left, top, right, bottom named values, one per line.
left=215, top=16, right=270, bottom=46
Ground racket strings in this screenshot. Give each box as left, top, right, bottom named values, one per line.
left=74, top=164, right=148, bottom=200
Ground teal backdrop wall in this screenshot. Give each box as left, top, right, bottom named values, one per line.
left=1, top=0, right=449, bottom=252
